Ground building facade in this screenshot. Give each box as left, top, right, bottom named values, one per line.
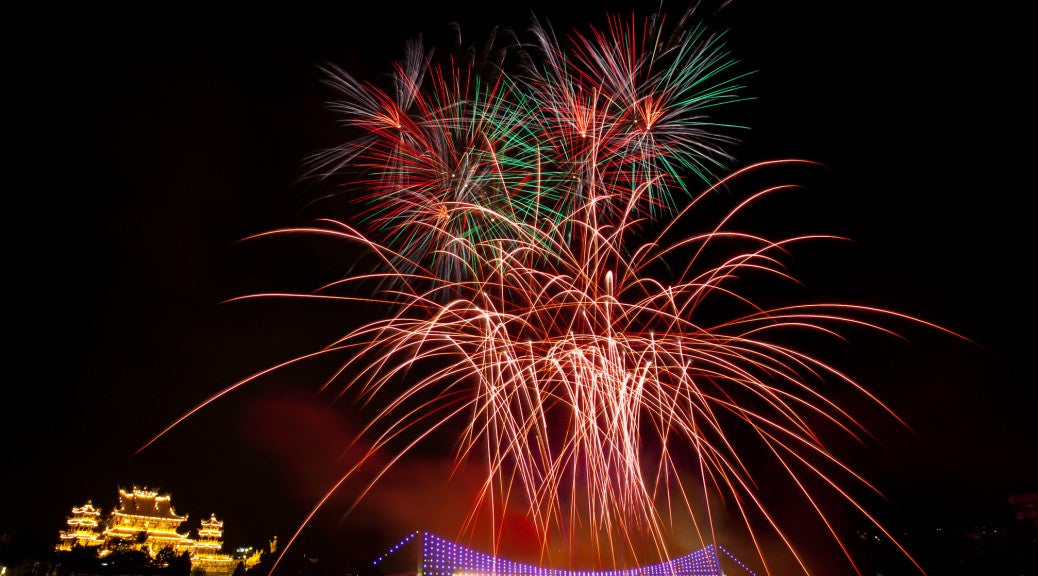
left=56, top=501, right=105, bottom=551
left=103, top=488, right=194, bottom=555
left=56, top=487, right=263, bottom=576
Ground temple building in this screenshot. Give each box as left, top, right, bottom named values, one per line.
left=104, top=487, right=194, bottom=555
left=191, top=514, right=241, bottom=576
left=56, top=501, right=105, bottom=551
left=55, top=487, right=263, bottom=576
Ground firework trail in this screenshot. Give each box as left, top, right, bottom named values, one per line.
left=304, top=6, right=749, bottom=283
left=140, top=5, right=963, bottom=576
left=523, top=11, right=749, bottom=221
left=223, top=161, right=956, bottom=575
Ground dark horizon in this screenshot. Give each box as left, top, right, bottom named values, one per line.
left=5, top=2, right=1035, bottom=575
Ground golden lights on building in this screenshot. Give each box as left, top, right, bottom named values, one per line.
left=192, top=514, right=242, bottom=576
left=56, top=487, right=263, bottom=576
left=56, top=501, right=104, bottom=550
left=104, top=487, right=194, bottom=555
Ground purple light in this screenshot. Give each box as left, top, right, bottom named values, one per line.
left=370, top=532, right=757, bottom=576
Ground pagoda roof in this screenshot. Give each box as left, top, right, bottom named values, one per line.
left=114, top=487, right=187, bottom=520
left=71, top=500, right=102, bottom=515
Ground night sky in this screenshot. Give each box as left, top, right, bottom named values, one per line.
left=5, top=2, right=1035, bottom=575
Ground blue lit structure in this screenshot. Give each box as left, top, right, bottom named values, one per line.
left=371, top=532, right=757, bottom=576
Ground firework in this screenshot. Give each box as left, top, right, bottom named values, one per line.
left=221, top=160, right=954, bottom=575
left=523, top=10, right=750, bottom=221
left=140, top=6, right=963, bottom=576
left=304, top=7, right=748, bottom=283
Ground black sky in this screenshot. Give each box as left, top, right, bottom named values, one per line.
left=5, top=1, right=1035, bottom=574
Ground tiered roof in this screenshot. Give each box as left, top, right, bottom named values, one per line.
left=56, top=486, right=263, bottom=576
left=113, top=487, right=186, bottom=521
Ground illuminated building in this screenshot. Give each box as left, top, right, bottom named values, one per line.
left=104, top=487, right=194, bottom=554
left=55, top=500, right=104, bottom=551
left=371, top=532, right=758, bottom=576
left=196, top=514, right=226, bottom=554
left=55, top=486, right=264, bottom=576
left=192, top=514, right=247, bottom=576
